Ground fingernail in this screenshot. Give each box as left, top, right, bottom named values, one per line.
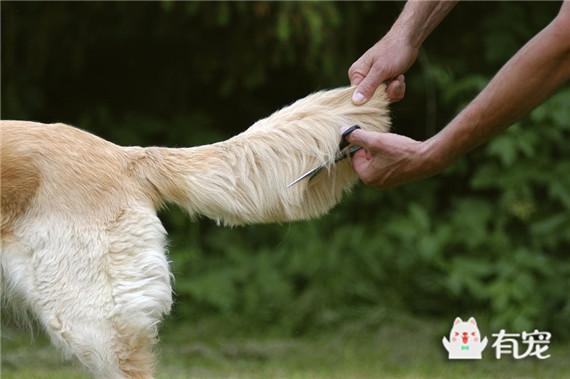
left=352, top=91, right=366, bottom=104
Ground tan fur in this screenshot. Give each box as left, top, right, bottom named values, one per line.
left=0, top=131, right=41, bottom=237
left=0, top=86, right=390, bottom=378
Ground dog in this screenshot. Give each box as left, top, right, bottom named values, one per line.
left=0, top=86, right=390, bottom=378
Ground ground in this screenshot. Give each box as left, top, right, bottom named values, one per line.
left=2, top=317, right=569, bottom=379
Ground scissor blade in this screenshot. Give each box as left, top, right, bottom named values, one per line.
left=334, top=145, right=362, bottom=162
left=287, top=146, right=363, bottom=188
left=287, top=125, right=363, bottom=188
left=287, top=165, right=323, bottom=188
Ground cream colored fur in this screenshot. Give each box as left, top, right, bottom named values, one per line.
left=0, top=86, right=390, bottom=378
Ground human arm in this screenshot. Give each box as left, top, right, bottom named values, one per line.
left=349, top=1, right=457, bottom=104
left=346, top=2, right=570, bottom=188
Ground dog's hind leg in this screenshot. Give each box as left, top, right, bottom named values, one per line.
left=4, top=227, right=126, bottom=378
left=13, top=209, right=171, bottom=379
left=104, top=207, right=172, bottom=379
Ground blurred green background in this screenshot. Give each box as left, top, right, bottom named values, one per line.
left=2, top=2, right=570, bottom=378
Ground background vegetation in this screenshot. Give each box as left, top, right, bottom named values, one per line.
left=2, top=2, right=569, bottom=377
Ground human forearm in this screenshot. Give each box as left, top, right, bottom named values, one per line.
left=391, top=1, right=458, bottom=48
left=349, top=1, right=457, bottom=104
left=346, top=3, right=570, bottom=189
left=426, top=11, right=570, bottom=169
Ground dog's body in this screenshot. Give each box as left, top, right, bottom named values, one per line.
left=0, top=87, right=390, bottom=378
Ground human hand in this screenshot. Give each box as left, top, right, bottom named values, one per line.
left=345, top=129, right=444, bottom=189
left=348, top=32, right=419, bottom=104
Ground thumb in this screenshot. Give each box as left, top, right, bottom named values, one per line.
left=348, top=56, right=372, bottom=87
left=344, top=129, right=378, bottom=150
left=352, top=66, right=385, bottom=105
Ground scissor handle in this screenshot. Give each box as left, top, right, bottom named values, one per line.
left=339, top=125, right=361, bottom=150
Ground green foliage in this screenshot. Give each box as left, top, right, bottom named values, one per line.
left=2, top=2, right=569, bottom=338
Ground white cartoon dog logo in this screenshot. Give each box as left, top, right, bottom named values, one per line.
left=442, top=317, right=488, bottom=359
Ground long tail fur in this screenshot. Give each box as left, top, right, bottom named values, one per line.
left=137, top=86, right=390, bottom=225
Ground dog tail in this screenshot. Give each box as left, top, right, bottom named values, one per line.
left=136, top=86, right=390, bottom=226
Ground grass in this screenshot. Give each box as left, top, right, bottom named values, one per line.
left=2, top=316, right=569, bottom=379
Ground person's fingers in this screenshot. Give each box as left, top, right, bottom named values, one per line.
left=352, top=65, right=386, bottom=105
left=350, top=71, right=365, bottom=87
left=351, top=149, right=369, bottom=171
left=350, top=150, right=377, bottom=185
left=348, top=56, right=372, bottom=87
left=386, top=75, right=406, bottom=103
left=344, top=129, right=379, bottom=149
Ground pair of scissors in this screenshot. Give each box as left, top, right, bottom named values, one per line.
left=287, top=125, right=362, bottom=188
